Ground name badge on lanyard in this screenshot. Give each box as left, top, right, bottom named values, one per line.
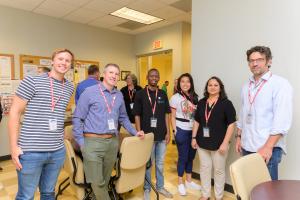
left=203, top=126, right=210, bottom=137
left=204, top=99, right=217, bottom=138
left=108, top=119, right=116, bottom=130
left=247, top=72, right=272, bottom=124
left=98, top=84, right=117, bottom=130
left=147, top=87, right=158, bottom=128
left=151, top=117, right=157, bottom=128
left=128, top=89, right=134, bottom=110
left=49, top=119, right=58, bottom=131
left=130, top=103, right=134, bottom=109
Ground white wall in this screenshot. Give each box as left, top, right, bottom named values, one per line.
left=192, top=0, right=300, bottom=181
left=0, top=5, right=137, bottom=156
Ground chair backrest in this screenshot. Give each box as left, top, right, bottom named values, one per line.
left=115, top=132, right=154, bottom=193
left=230, top=153, right=271, bottom=200
left=64, top=138, right=85, bottom=199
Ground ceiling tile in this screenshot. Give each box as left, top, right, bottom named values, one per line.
left=170, top=0, right=191, bottom=12
left=108, top=26, right=135, bottom=34
left=33, top=0, right=77, bottom=17
left=168, top=12, right=191, bottom=23
left=159, top=0, right=180, bottom=5
left=105, top=0, right=136, bottom=7
left=84, top=0, right=123, bottom=14
left=127, top=0, right=166, bottom=13
left=64, top=8, right=105, bottom=24
left=88, top=15, right=128, bottom=28
left=151, top=5, right=186, bottom=19
left=117, top=21, right=147, bottom=30
left=57, top=0, right=92, bottom=7
left=0, top=0, right=44, bottom=11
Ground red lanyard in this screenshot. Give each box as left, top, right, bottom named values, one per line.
left=146, top=86, right=158, bottom=116
left=248, top=73, right=272, bottom=109
left=98, top=84, right=116, bottom=113
left=49, top=74, right=65, bottom=112
left=205, top=99, right=217, bottom=125
left=128, top=88, right=134, bottom=102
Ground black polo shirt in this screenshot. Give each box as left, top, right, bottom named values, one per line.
left=120, top=85, right=142, bottom=123
left=133, top=87, right=170, bottom=141
left=194, top=97, right=236, bottom=151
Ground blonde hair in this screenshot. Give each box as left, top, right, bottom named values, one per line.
left=51, top=48, right=74, bottom=62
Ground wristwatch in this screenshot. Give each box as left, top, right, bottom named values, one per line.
left=192, top=136, right=196, bottom=139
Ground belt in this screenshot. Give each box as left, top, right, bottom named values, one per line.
left=83, top=133, right=115, bottom=139
left=176, top=117, right=190, bottom=122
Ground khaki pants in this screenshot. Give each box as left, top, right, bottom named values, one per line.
left=197, top=148, right=228, bottom=199
left=82, top=136, right=119, bottom=200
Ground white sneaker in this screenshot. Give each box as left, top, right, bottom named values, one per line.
left=185, top=181, right=202, bottom=190
left=178, top=184, right=186, bottom=196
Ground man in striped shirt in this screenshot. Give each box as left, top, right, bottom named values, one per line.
left=8, top=49, right=74, bottom=200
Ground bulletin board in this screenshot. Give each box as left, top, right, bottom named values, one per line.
left=19, top=54, right=100, bottom=111
left=20, top=54, right=51, bottom=79
left=0, top=54, right=15, bottom=80
left=74, top=59, right=99, bottom=85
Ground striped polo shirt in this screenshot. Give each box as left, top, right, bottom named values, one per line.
left=16, top=73, right=74, bottom=152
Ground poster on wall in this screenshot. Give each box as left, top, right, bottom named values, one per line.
left=23, top=64, right=38, bottom=77
left=0, top=56, right=12, bottom=80
left=65, top=69, right=74, bottom=83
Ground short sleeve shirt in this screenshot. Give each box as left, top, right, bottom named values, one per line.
left=194, top=98, right=236, bottom=150
left=133, top=87, right=171, bottom=141
left=16, top=74, right=74, bottom=152
left=169, top=93, right=197, bottom=130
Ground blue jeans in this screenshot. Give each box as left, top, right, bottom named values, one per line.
left=242, top=147, right=282, bottom=180
left=16, top=147, right=66, bottom=200
left=175, top=127, right=196, bottom=177
left=144, top=140, right=166, bottom=191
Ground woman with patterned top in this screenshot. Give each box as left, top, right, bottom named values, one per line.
left=170, top=73, right=202, bottom=196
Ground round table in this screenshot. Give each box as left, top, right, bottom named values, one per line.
left=250, top=180, right=300, bottom=200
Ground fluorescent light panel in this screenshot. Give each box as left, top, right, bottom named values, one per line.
left=111, top=7, right=163, bottom=25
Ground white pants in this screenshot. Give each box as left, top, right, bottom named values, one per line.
left=197, top=148, right=228, bottom=199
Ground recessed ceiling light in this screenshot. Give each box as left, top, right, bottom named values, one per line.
left=111, top=7, right=163, bottom=25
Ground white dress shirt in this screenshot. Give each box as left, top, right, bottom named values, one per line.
left=237, top=71, right=293, bottom=153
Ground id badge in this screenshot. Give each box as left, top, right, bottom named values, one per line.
left=49, top=119, right=57, bottom=131
left=108, top=119, right=116, bottom=130
left=150, top=117, right=157, bottom=128
left=246, top=113, right=252, bottom=124
left=130, top=103, right=134, bottom=109
left=203, top=127, right=210, bottom=137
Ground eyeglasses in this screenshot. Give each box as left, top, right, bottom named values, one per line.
left=248, top=58, right=265, bottom=64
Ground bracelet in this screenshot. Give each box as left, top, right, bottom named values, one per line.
left=235, top=134, right=241, bottom=138
left=192, top=136, right=196, bottom=139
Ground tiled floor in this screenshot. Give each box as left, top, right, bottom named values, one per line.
left=0, top=144, right=235, bottom=200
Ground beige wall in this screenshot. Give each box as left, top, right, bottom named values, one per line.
left=0, top=5, right=136, bottom=81
left=0, top=5, right=136, bottom=156
left=134, top=22, right=191, bottom=81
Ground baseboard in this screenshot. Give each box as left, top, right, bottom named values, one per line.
left=192, top=172, right=234, bottom=194
left=0, top=155, right=11, bottom=161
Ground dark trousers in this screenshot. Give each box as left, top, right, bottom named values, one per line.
left=175, top=127, right=196, bottom=177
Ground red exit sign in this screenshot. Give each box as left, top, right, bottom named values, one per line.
left=153, top=40, right=163, bottom=50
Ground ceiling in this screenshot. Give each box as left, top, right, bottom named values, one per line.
left=0, top=0, right=191, bottom=35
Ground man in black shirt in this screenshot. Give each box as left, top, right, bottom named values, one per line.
left=133, top=68, right=173, bottom=199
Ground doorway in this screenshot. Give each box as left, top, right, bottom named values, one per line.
left=137, top=50, right=173, bottom=98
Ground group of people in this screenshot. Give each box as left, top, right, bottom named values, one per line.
left=7, top=45, right=292, bottom=200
